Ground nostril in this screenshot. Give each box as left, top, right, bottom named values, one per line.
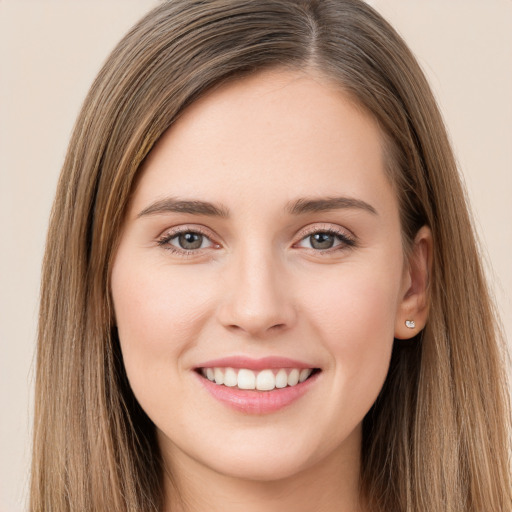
left=216, top=282, right=297, bottom=336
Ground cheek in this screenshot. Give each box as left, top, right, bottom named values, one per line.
left=301, top=261, right=401, bottom=340
left=111, top=259, right=215, bottom=392
left=299, top=264, right=401, bottom=415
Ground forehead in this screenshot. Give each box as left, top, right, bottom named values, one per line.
left=130, top=68, right=396, bottom=219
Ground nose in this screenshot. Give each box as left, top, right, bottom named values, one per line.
left=216, top=246, right=297, bottom=338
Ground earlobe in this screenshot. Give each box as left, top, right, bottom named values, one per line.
left=394, top=226, right=432, bottom=340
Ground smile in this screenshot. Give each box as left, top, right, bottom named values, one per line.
left=199, top=367, right=316, bottom=391
left=194, top=358, right=321, bottom=414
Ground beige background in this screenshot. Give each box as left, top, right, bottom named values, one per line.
left=1, top=1, right=511, bottom=510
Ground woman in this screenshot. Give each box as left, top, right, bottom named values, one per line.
left=30, top=1, right=511, bottom=511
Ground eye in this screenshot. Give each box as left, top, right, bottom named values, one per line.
left=304, top=232, right=338, bottom=250
left=157, top=228, right=218, bottom=253
left=173, top=232, right=208, bottom=250
left=295, top=227, right=356, bottom=252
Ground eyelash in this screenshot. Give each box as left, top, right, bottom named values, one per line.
left=157, top=226, right=218, bottom=256
left=294, top=225, right=357, bottom=254
left=156, top=225, right=357, bottom=256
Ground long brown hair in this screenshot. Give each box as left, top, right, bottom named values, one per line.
left=31, top=1, right=511, bottom=510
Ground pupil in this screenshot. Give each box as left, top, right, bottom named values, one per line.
left=311, top=233, right=334, bottom=249
left=179, top=232, right=203, bottom=250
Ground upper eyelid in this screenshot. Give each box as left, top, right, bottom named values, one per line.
left=158, top=224, right=217, bottom=240
left=156, top=222, right=355, bottom=247
left=156, top=235, right=218, bottom=263
left=292, top=224, right=357, bottom=252
left=156, top=225, right=221, bottom=253
left=295, top=223, right=355, bottom=239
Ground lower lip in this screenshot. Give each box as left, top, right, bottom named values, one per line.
left=195, top=371, right=320, bottom=414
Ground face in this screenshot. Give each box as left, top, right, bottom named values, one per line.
left=111, top=69, right=415, bottom=483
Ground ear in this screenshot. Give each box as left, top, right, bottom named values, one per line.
left=394, top=225, right=432, bottom=339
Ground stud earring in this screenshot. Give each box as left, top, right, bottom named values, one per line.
left=405, top=320, right=416, bottom=329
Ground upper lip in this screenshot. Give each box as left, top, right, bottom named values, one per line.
left=195, top=356, right=318, bottom=371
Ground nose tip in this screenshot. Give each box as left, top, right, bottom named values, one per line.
left=216, top=255, right=296, bottom=338
left=222, top=310, right=289, bottom=337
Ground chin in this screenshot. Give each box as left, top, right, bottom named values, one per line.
left=159, top=419, right=362, bottom=486
left=201, top=449, right=316, bottom=483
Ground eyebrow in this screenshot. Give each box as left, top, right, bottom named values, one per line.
left=137, top=195, right=378, bottom=219
left=137, top=197, right=229, bottom=218
left=286, top=197, right=378, bottom=216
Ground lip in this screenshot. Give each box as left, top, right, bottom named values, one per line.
left=194, top=357, right=321, bottom=414
left=195, top=356, right=315, bottom=371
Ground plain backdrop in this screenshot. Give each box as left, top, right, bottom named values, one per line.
left=1, top=1, right=511, bottom=510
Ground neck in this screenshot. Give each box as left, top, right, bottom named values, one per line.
left=161, top=428, right=365, bottom=512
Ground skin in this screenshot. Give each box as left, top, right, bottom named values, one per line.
left=111, top=68, right=431, bottom=512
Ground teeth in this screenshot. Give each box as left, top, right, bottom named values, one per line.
left=275, top=369, right=288, bottom=388
left=237, top=369, right=256, bottom=389
left=214, top=368, right=224, bottom=385
left=299, top=369, right=311, bottom=383
left=224, top=367, right=237, bottom=387
left=287, top=369, right=299, bottom=386
left=256, top=369, right=275, bottom=391
left=201, top=367, right=315, bottom=391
